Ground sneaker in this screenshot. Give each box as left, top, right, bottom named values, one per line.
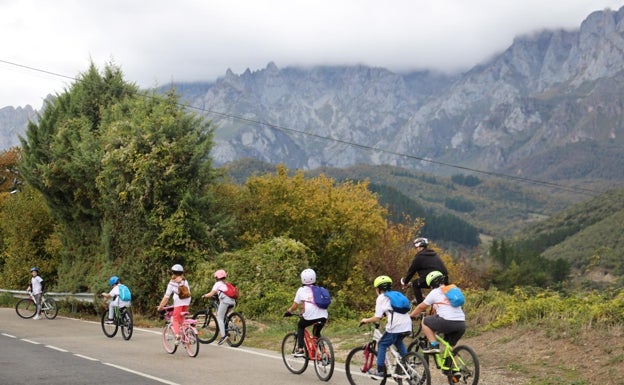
left=33, top=315, right=40, bottom=320
left=442, top=370, right=462, bottom=382
left=292, top=349, right=305, bottom=357
left=104, top=318, right=114, bottom=324
left=174, top=335, right=181, bottom=345
left=217, top=335, right=230, bottom=345
left=368, top=368, right=386, bottom=380
left=422, top=342, right=440, bottom=354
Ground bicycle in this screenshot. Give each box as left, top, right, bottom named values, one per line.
left=408, top=333, right=479, bottom=385
left=345, top=322, right=431, bottom=385
left=192, top=296, right=246, bottom=347
left=280, top=315, right=335, bottom=382
left=15, top=291, right=58, bottom=320
left=160, top=306, right=200, bottom=357
left=100, top=299, right=133, bottom=340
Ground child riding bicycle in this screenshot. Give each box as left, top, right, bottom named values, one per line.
left=101, top=275, right=131, bottom=324
left=201, top=269, right=237, bottom=345
left=283, top=268, right=328, bottom=357
left=359, top=275, right=412, bottom=380
left=410, top=270, right=465, bottom=354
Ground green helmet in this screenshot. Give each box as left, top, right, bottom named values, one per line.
left=426, top=270, right=445, bottom=287
left=374, top=275, right=393, bottom=291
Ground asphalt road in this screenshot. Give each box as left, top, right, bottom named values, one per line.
left=0, top=307, right=350, bottom=385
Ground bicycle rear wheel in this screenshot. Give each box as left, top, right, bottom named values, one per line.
left=162, top=324, right=177, bottom=354
left=345, top=345, right=378, bottom=385
left=281, top=332, right=309, bottom=374
left=43, top=297, right=58, bottom=319
left=183, top=325, right=200, bottom=357
left=101, top=309, right=119, bottom=338
left=226, top=312, right=246, bottom=347
left=449, top=345, right=479, bottom=385
left=193, top=310, right=218, bottom=344
left=121, top=308, right=133, bottom=341
left=15, top=298, right=36, bottom=319
left=402, top=351, right=431, bottom=385
left=314, top=336, right=334, bottom=381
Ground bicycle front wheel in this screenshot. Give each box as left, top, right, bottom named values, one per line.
left=162, top=324, right=177, bottom=354
left=226, top=312, right=246, bottom=347
left=43, top=297, right=58, bottom=319
left=281, top=332, right=308, bottom=374
left=183, top=326, right=200, bottom=357
left=402, top=351, right=431, bottom=385
left=101, top=309, right=119, bottom=338
left=449, top=345, right=479, bottom=385
left=121, top=308, right=133, bottom=341
left=15, top=298, right=36, bottom=319
left=314, top=336, right=334, bottom=381
left=345, top=345, right=379, bottom=385
left=193, top=310, right=218, bottom=344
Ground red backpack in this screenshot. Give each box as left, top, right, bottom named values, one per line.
left=222, top=282, right=240, bottom=300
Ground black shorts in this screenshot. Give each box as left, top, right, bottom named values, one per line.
left=423, top=315, right=466, bottom=346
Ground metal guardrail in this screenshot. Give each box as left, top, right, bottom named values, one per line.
left=0, top=289, right=95, bottom=302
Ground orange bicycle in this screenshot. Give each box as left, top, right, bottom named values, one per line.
left=281, top=315, right=335, bottom=381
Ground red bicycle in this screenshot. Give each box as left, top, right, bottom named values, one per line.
left=281, top=315, right=335, bottom=381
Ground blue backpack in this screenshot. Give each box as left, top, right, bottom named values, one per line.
left=442, top=285, right=465, bottom=307
left=310, top=285, right=331, bottom=309
left=118, top=284, right=132, bottom=302
left=384, top=290, right=411, bottom=314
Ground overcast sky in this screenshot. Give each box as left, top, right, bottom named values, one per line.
left=1, top=0, right=623, bottom=109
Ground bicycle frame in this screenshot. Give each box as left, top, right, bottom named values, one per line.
left=345, top=323, right=431, bottom=385
left=161, top=306, right=200, bottom=357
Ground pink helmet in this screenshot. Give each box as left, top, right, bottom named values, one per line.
left=214, top=269, right=227, bottom=279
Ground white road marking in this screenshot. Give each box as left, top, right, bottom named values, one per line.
left=103, top=362, right=181, bottom=385
left=1, top=333, right=16, bottom=338
left=21, top=338, right=41, bottom=344
left=74, top=354, right=99, bottom=361
left=45, top=345, right=68, bottom=352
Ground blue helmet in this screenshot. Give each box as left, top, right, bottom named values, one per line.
left=30, top=267, right=39, bottom=272
left=109, top=276, right=119, bottom=286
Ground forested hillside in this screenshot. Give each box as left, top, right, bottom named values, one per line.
left=511, top=188, right=624, bottom=286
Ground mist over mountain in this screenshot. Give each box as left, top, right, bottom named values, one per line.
left=3, top=6, right=624, bottom=190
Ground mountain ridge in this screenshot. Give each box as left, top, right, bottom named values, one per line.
left=2, top=6, right=624, bottom=192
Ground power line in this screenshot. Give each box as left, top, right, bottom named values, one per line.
left=0, top=59, right=608, bottom=196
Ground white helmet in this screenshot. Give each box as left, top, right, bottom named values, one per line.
left=301, top=268, right=316, bottom=284
left=171, top=264, right=184, bottom=273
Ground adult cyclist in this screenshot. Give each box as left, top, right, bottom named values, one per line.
left=400, top=237, right=449, bottom=305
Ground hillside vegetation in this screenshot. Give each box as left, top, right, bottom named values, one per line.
left=512, top=188, right=624, bottom=286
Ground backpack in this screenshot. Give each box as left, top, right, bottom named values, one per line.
left=222, top=282, right=240, bottom=300
left=118, top=284, right=131, bottom=302
left=177, top=281, right=191, bottom=299
left=442, top=284, right=465, bottom=307
left=310, top=285, right=331, bottom=309
left=384, top=290, right=411, bottom=314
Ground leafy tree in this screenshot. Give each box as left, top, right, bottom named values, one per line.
left=193, top=237, right=314, bottom=318
left=18, top=62, right=228, bottom=310
left=229, top=165, right=387, bottom=284
left=0, top=185, right=60, bottom=288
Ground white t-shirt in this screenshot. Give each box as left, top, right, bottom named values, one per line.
left=165, top=279, right=192, bottom=307
left=211, top=281, right=236, bottom=305
left=31, top=276, right=43, bottom=295
left=423, top=286, right=465, bottom=321
left=294, top=285, right=329, bottom=320
left=375, top=293, right=412, bottom=333
left=108, top=285, right=131, bottom=306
